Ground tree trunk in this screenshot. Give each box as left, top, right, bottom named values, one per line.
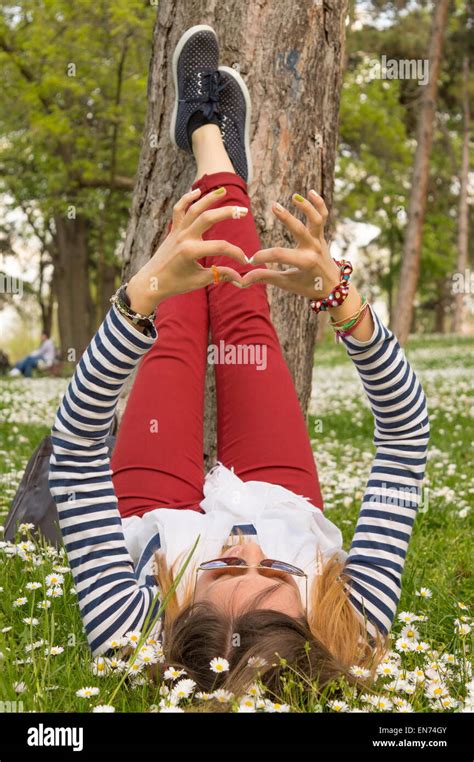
left=392, top=0, right=449, bottom=345
left=53, top=214, right=93, bottom=361
left=120, top=0, right=348, bottom=463
left=452, top=55, right=470, bottom=335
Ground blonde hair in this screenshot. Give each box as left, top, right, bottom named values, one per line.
left=152, top=534, right=386, bottom=695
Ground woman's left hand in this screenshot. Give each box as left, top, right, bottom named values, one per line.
left=241, top=190, right=340, bottom=299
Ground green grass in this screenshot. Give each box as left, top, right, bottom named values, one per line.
left=0, top=334, right=472, bottom=713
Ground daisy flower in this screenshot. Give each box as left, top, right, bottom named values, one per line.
left=367, top=696, right=393, bottom=711
left=210, top=657, right=230, bottom=674
left=239, top=696, right=258, bottom=711
left=171, top=678, right=196, bottom=700
left=212, top=689, right=233, bottom=703
left=376, top=662, right=399, bottom=678
left=45, top=646, right=64, bottom=656
left=398, top=611, right=418, bottom=624
left=159, top=705, right=184, bottom=713
left=163, top=667, right=186, bottom=681
left=394, top=699, right=414, bottom=713
left=76, top=687, right=100, bottom=699
left=106, top=637, right=129, bottom=650
left=13, top=597, right=28, bottom=607
left=124, top=630, right=141, bottom=648
left=247, top=656, right=267, bottom=668
left=45, top=573, right=64, bottom=587
left=438, top=696, right=459, bottom=710
left=37, top=600, right=51, bottom=610
left=327, top=700, right=349, bottom=712
left=263, top=700, right=290, bottom=713
left=92, top=658, right=109, bottom=677
left=22, top=617, right=39, bottom=626
left=401, top=625, right=420, bottom=640
left=455, top=622, right=471, bottom=636
left=415, top=587, right=432, bottom=599
left=424, top=683, right=449, bottom=700
left=457, top=602, right=469, bottom=611
left=412, top=641, right=430, bottom=653
left=92, top=705, right=115, bottom=713
left=395, top=637, right=414, bottom=653
left=350, top=665, right=371, bottom=679
left=247, top=683, right=264, bottom=697
left=46, top=586, right=63, bottom=598
left=195, top=691, right=212, bottom=701
left=25, top=582, right=42, bottom=591
left=19, top=523, right=35, bottom=532
left=13, top=681, right=27, bottom=694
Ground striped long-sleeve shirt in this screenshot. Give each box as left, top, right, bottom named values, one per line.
left=49, top=303, right=429, bottom=655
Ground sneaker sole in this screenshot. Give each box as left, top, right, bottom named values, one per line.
left=169, top=24, right=219, bottom=150
left=218, top=65, right=253, bottom=184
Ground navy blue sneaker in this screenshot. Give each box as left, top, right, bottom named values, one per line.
left=217, top=65, right=253, bottom=183
left=170, top=24, right=222, bottom=153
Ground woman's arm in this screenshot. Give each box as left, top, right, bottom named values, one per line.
left=338, top=301, right=429, bottom=636
left=244, top=191, right=430, bottom=636
left=49, top=188, right=248, bottom=655
left=49, top=307, right=161, bottom=655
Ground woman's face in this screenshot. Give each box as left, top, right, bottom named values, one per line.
left=193, top=541, right=304, bottom=617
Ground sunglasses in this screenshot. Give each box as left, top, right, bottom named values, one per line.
left=192, top=556, right=308, bottom=614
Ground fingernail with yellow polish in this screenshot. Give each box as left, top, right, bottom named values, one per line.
left=214, top=187, right=226, bottom=196
left=293, top=193, right=305, bottom=203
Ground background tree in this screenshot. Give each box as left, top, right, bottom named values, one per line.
left=392, top=0, right=450, bottom=343
left=119, top=0, right=348, bottom=462
left=0, top=0, right=154, bottom=357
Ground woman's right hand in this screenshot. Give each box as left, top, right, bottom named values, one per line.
left=126, top=186, right=249, bottom=314
left=241, top=190, right=341, bottom=300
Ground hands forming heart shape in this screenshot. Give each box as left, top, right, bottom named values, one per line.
left=126, top=187, right=341, bottom=316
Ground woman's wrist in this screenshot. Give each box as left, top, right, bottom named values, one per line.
left=126, top=272, right=164, bottom=315
left=328, top=285, right=374, bottom=341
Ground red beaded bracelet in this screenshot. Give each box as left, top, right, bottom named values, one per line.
left=310, top=259, right=353, bottom=314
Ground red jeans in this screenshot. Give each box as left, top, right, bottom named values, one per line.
left=111, top=172, right=323, bottom=518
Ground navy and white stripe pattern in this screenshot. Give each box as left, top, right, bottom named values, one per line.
left=49, top=303, right=429, bottom=655
left=340, top=306, right=430, bottom=636
left=49, top=306, right=161, bottom=655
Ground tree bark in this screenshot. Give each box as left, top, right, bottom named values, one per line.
left=392, top=0, right=449, bottom=345
left=53, top=214, right=94, bottom=360
left=452, top=55, right=470, bottom=335
left=120, top=0, right=348, bottom=463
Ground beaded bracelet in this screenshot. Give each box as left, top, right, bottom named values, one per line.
left=310, top=259, right=353, bottom=314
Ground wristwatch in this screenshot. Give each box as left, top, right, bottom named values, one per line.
left=110, top=283, right=156, bottom=336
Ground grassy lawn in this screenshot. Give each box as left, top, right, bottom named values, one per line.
left=0, top=334, right=472, bottom=713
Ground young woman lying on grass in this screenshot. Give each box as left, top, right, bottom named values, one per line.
left=48, top=25, right=430, bottom=698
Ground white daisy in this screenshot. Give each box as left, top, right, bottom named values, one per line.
left=164, top=667, right=186, bottom=681
left=398, top=611, right=418, bottom=624
left=76, top=687, right=100, bottom=699
left=415, top=587, right=432, bottom=599
left=212, top=689, right=233, bottom=703
left=45, top=646, right=64, bottom=656
left=46, top=586, right=63, bottom=598
left=25, top=582, right=42, bottom=591
left=327, top=700, right=349, bottom=712
left=171, top=678, right=196, bottom=700
left=92, top=705, right=115, bottom=713
left=13, top=597, right=28, bottom=607
left=401, top=625, right=420, bottom=640
left=22, top=617, right=39, bottom=626
left=210, top=656, right=230, bottom=674
left=45, top=573, right=64, bottom=587
left=92, top=658, right=109, bottom=677
left=350, top=665, right=371, bottom=679
left=263, top=700, right=290, bottom=713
